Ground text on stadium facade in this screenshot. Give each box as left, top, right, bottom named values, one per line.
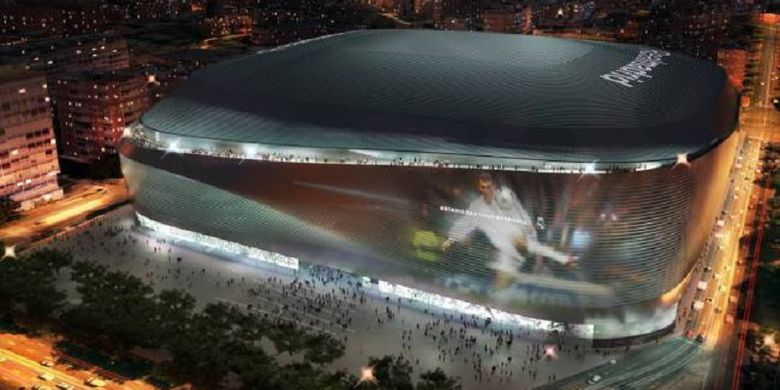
left=600, top=49, right=671, bottom=88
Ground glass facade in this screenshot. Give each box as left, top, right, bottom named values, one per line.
left=119, top=130, right=738, bottom=338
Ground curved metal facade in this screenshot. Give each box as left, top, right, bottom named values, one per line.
left=140, top=30, right=739, bottom=164
left=119, top=130, right=738, bottom=333
left=120, top=30, right=742, bottom=339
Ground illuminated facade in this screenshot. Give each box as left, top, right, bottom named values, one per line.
left=119, top=30, right=740, bottom=340
left=51, top=70, right=149, bottom=163
left=0, top=67, right=62, bottom=210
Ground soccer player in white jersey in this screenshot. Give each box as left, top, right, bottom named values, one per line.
left=443, top=173, right=575, bottom=289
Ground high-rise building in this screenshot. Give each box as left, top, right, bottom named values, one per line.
left=0, top=67, right=62, bottom=210
left=51, top=70, right=149, bottom=165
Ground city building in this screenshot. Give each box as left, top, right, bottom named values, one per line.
left=112, top=0, right=193, bottom=21
left=638, top=1, right=734, bottom=61
left=119, top=30, right=740, bottom=342
left=251, top=23, right=330, bottom=46
left=51, top=70, right=149, bottom=166
left=0, top=67, right=62, bottom=210
left=717, top=48, right=748, bottom=90
left=250, top=1, right=370, bottom=46
left=531, top=27, right=618, bottom=42
left=0, top=3, right=119, bottom=43
left=0, top=35, right=130, bottom=81
left=482, top=3, right=533, bottom=34
left=198, top=11, right=253, bottom=38
left=414, top=0, right=434, bottom=20
left=433, top=0, right=479, bottom=30
left=367, top=0, right=412, bottom=16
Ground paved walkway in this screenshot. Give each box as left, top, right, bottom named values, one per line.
left=40, top=205, right=626, bottom=389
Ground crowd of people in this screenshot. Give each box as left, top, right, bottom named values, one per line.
left=40, top=209, right=624, bottom=389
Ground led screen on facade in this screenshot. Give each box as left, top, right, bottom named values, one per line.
left=119, top=131, right=736, bottom=325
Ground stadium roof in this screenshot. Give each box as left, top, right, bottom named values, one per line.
left=140, top=29, right=739, bottom=163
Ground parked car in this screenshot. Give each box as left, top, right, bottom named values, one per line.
left=587, top=374, right=603, bottom=384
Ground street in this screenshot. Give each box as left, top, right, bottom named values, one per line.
left=0, top=332, right=153, bottom=390
left=0, top=179, right=128, bottom=246
left=535, top=337, right=701, bottom=390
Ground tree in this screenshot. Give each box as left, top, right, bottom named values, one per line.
left=303, top=333, right=346, bottom=365
left=63, top=262, right=160, bottom=350
left=0, top=197, right=20, bottom=224
left=0, top=249, right=71, bottom=320
left=358, top=355, right=415, bottom=390
left=152, top=289, right=196, bottom=345
left=0, top=248, right=461, bottom=390
left=416, top=368, right=461, bottom=390
left=88, top=153, right=122, bottom=179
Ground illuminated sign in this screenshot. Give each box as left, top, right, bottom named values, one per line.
left=600, top=49, right=671, bottom=88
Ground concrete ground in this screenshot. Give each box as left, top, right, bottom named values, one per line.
left=34, top=205, right=628, bottom=390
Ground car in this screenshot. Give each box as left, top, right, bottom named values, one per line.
left=38, top=372, right=56, bottom=381
left=706, top=297, right=714, bottom=304
left=587, top=374, right=603, bottom=384
left=715, top=307, right=724, bottom=314
left=85, top=377, right=106, bottom=387
left=55, top=383, right=74, bottom=390
left=40, top=360, right=55, bottom=367
left=696, top=334, right=706, bottom=343
left=32, top=385, right=52, bottom=390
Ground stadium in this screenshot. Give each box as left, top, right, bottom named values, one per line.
left=118, top=29, right=740, bottom=341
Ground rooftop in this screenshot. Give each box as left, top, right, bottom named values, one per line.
left=139, top=29, right=739, bottom=164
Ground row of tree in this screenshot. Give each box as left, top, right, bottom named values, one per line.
left=0, top=247, right=461, bottom=389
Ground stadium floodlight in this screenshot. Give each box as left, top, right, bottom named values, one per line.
left=167, top=139, right=181, bottom=154
left=675, top=153, right=690, bottom=167
left=583, top=163, right=597, bottom=174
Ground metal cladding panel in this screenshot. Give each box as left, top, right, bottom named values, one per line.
left=119, top=130, right=737, bottom=323
left=139, top=30, right=738, bottom=163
